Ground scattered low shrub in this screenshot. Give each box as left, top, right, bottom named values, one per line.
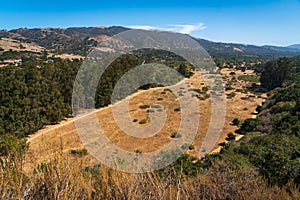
left=163, top=88, right=172, bottom=92
left=227, top=92, right=236, bottom=99
left=232, top=118, right=241, bottom=126
left=135, top=149, right=142, bottom=154
left=189, top=144, right=195, bottom=150
left=171, top=132, right=182, bottom=138
left=225, top=132, right=236, bottom=141
left=174, top=107, right=181, bottom=112
left=151, top=104, right=162, bottom=109
left=235, top=88, right=245, bottom=93
left=225, top=86, right=234, bottom=91
left=70, top=148, right=88, bottom=155
left=139, top=105, right=150, bottom=109
left=139, top=119, right=147, bottom=124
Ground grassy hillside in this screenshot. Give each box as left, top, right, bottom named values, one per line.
left=2, top=26, right=300, bottom=59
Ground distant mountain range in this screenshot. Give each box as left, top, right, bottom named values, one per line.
left=288, top=44, right=300, bottom=50
left=197, top=39, right=300, bottom=60
left=263, top=45, right=300, bottom=53
left=1, top=26, right=300, bottom=60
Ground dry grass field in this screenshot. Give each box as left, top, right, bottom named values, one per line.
left=25, top=68, right=266, bottom=171
left=0, top=38, right=44, bottom=52
left=53, top=53, right=85, bottom=60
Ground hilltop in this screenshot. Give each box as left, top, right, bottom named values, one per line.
left=1, top=26, right=300, bottom=60
left=288, top=44, right=300, bottom=50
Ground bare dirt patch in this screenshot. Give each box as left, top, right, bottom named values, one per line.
left=53, top=53, right=84, bottom=60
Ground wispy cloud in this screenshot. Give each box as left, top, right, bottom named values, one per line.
left=128, top=25, right=161, bottom=31
left=128, top=23, right=206, bottom=34
left=168, top=23, right=206, bottom=34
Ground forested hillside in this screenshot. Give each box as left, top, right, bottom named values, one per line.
left=0, top=58, right=80, bottom=136
left=0, top=26, right=129, bottom=55
left=209, top=55, right=300, bottom=187
left=259, top=56, right=300, bottom=90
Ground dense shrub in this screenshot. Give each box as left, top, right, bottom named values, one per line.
left=232, top=118, right=241, bottom=126
left=238, top=118, right=258, bottom=134
left=174, top=107, right=181, bottom=112
left=225, top=132, right=236, bottom=141
left=227, top=92, right=236, bottom=99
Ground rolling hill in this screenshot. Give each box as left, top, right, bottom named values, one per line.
left=288, top=44, right=300, bottom=50
left=1, top=26, right=300, bottom=60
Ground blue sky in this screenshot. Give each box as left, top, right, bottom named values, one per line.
left=0, top=0, right=299, bottom=46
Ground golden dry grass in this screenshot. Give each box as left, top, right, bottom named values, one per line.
left=0, top=37, right=44, bottom=52
left=14, top=68, right=298, bottom=199
left=25, top=69, right=266, bottom=171
left=54, top=54, right=84, bottom=60
left=4, top=154, right=300, bottom=200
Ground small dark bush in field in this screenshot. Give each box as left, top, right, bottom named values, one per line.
left=163, top=88, right=172, bottom=92
left=139, top=105, right=150, bottom=109
left=232, top=118, right=241, bottom=126
left=135, top=149, right=142, bottom=154
left=189, top=144, right=195, bottom=150
left=225, top=132, right=236, bottom=141
left=227, top=92, right=236, bottom=99
left=139, top=119, right=147, bottom=124
left=171, top=132, right=182, bottom=138
left=174, top=107, right=181, bottom=112
left=70, top=148, right=88, bottom=155
left=151, top=104, right=162, bottom=109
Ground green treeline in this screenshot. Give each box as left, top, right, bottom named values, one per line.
left=0, top=58, right=80, bottom=136
left=0, top=50, right=192, bottom=136
left=259, top=55, right=300, bottom=90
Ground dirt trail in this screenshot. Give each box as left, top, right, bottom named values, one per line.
left=27, top=78, right=188, bottom=143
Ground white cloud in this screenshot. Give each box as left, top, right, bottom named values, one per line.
left=128, top=23, right=206, bottom=34
left=168, top=23, right=206, bottom=34
left=128, top=25, right=161, bottom=31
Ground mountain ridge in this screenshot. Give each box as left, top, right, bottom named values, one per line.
left=288, top=44, right=300, bottom=50
left=1, top=26, right=300, bottom=59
